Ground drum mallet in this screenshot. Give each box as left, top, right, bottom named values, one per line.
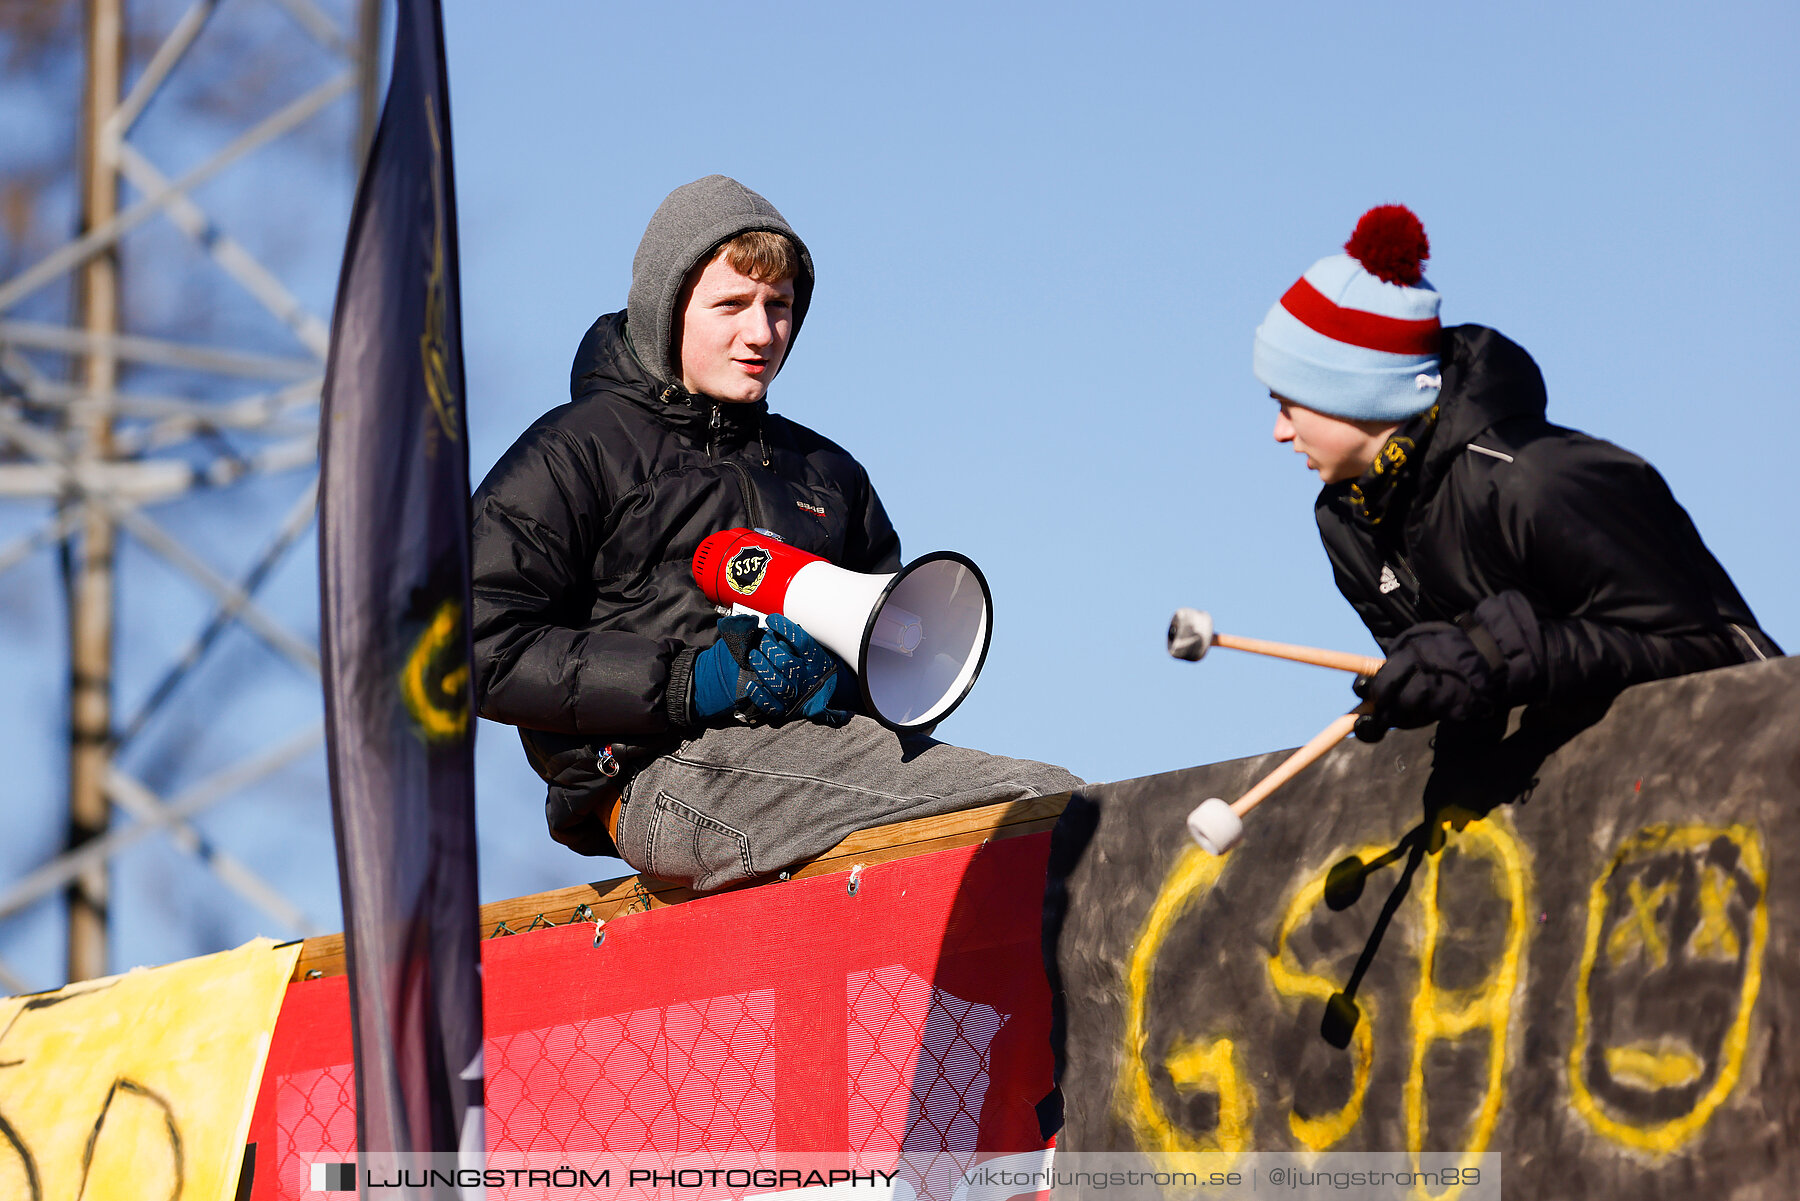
left=1167, top=608, right=1383, bottom=676
left=1185, top=703, right=1372, bottom=855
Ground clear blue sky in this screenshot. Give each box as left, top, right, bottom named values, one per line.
left=1, top=0, right=1795, bottom=987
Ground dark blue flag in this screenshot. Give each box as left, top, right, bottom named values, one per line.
left=318, top=0, right=483, bottom=1173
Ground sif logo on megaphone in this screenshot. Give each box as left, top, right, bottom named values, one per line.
left=693, top=529, right=993, bottom=732
left=724, top=544, right=772, bottom=595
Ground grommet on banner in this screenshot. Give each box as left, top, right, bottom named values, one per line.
left=847, top=864, right=865, bottom=896
left=592, top=918, right=607, bottom=949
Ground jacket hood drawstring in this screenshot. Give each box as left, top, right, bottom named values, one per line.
left=572, top=312, right=775, bottom=466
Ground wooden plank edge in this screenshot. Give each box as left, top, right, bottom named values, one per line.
left=289, top=791, right=1071, bottom=982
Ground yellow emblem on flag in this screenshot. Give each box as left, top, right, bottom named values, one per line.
left=400, top=598, right=471, bottom=742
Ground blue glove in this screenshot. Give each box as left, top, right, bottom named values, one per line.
left=689, top=614, right=852, bottom=727
left=746, top=614, right=852, bottom=727
left=690, top=615, right=766, bottom=723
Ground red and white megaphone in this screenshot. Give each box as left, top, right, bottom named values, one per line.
left=692, top=529, right=993, bottom=731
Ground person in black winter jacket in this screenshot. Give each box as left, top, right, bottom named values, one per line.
left=1251, top=205, right=1780, bottom=742
left=471, top=176, right=1079, bottom=889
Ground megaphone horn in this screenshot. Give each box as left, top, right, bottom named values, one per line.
left=692, top=529, right=993, bottom=732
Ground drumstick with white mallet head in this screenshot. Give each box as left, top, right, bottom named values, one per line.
left=1185, top=701, right=1374, bottom=855
left=1167, top=608, right=1384, bottom=677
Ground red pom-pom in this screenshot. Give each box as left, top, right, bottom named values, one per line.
left=1344, top=205, right=1430, bottom=286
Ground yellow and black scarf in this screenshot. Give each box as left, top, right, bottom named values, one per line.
left=1346, top=402, right=1441, bottom=528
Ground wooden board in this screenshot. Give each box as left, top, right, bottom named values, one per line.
left=289, top=791, right=1070, bottom=981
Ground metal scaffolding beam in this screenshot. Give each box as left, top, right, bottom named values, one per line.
left=0, top=0, right=373, bottom=989
left=66, top=0, right=128, bottom=987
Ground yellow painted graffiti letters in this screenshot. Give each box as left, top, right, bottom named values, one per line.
left=1267, top=845, right=1388, bottom=1151
left=1603, top=1043, right=1704, bottom=1090
left=1607, top=877, right=1677, bottom=969
left=1164, top=1037, right=1254, bottom=1153
left=1690, top=865, right=1742, bottom=961
left=1569, top=823, right=1767, bottom=1156
left=1405, top=816, right=1530, bottom=1199
left=1115, top=806, right=1764, bottom=1175
left=1118, top=846, right=1254, bottom=1166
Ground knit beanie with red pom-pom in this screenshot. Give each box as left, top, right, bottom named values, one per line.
left=1253, top=205, right=1443, bottom=421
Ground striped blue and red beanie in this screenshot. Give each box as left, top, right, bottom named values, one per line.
left=1253, top=205, right=1443, bottom=421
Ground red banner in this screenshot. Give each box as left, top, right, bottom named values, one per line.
left=247, top=835, right=1057, bottom=1198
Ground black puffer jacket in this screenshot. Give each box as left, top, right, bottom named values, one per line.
left=471, top=311, right=901, bottom=749
left=1317, top=325, right=1779, bottom=700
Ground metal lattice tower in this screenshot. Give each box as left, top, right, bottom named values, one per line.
left=0, top=0, right=381, bottom=988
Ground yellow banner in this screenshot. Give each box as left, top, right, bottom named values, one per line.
left=0, top=936, right=300, bottom=1201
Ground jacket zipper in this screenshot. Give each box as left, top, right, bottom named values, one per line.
left=724, top=461, right=763, bottom=529
left=1389, top=550, right=1421, bottom=600
left=707, top=405, right=764, bottom=528
left=1380, top=544, right=1428, bottom=621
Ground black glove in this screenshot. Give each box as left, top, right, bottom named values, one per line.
left=1352, top=592, right=1545, bottom=742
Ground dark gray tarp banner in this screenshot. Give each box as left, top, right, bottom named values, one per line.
left=318, top=0, right=482, bottom=1170
left=1045, top=657, right=1797, bottom=1197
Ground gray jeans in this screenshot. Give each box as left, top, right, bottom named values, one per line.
left=614, top=715, right=1083, bottom=891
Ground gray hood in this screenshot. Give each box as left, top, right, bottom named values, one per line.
left=625, top=175, right=815, bottom=389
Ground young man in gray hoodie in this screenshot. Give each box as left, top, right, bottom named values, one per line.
left=471, top=176, right=1079, bottom=891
